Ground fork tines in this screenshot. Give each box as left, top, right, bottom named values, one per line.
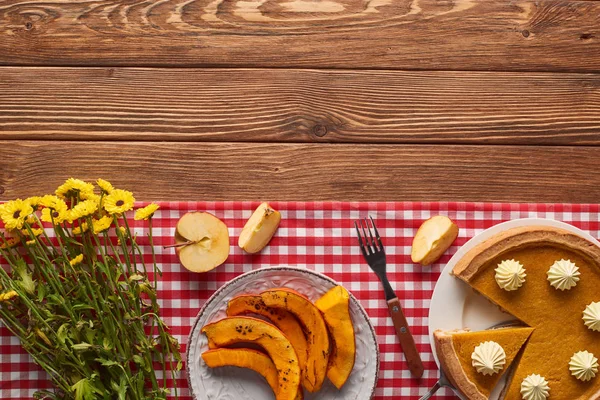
left=354, top=216, right=384, bottom=255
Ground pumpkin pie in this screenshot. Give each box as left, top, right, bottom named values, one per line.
left=434, top=327, right=534, bottom=399
left=451, top=226, right=600, bottom=399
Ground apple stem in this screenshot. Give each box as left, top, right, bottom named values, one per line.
left=163, top=241, right=195, bottom=249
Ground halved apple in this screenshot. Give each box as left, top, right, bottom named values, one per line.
left=238, top=202, right=281, bottom=254
left=175, top=212, right=230, bottom=272
left=314, top=286, right=355, bottom=389
left=261, top=288, right=330, bottom=393
left=202, top=348, right=279, bottom=394
left=227, top=294, right=308, bottom=380
left=202, top=316, right=301, bottom=400
left=411, top=215, right=459, bottom=266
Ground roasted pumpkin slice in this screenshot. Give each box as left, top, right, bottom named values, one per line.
left=227, top=294, right=309, bottom=379
left=202, top=348, right=279, bottom=393
left=314, top=286, right=356, bottom=389
left=261, top=288, right=330, bottom=393
left=201, top=316, right=301, bottom=400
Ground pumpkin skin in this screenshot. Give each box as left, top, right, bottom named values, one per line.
left=201, top=316, right=301, bottom=400
left=227, top=294, right=309, bottom=380
left=202, top=348, right=279, bottom=394
left=260, top=288, right=330, bottom=393
left=314, top=286, right=356, bottom=389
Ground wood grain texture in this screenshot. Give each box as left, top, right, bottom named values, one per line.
left=1, top=141, right=599, bottom=202
left=0, top=0, right=599, bottom=70
left=2, top=67, right=600, bottom=144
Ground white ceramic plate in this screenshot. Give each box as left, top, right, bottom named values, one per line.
left=428, top=218, right=600, bottom=399
left=187, top=266, right=380, bottom=400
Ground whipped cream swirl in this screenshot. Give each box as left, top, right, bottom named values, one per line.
left=520, top=374, right=550, bottom=400
left=569, top=351, right=599, bottom=382
left=547, top=259, right=580, bottom=291
left=471, top=341, right=506, bottom=376
left=583, top=301, right=600, bottom=332
left=495, top=259, right=526, bottom=291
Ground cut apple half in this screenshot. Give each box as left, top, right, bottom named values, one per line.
left=227, top=294, right=308, bottom=381
left=202, top=316, right=301, bottom=400
left=261, top=288, right=330, bottom=393
left=174, top=212, right=230, bottom=273
left=238, top=202, right=281, bottom=254
left=411, top=215, right=459, bottom=266
left=315, top=286, right=356, bottom=389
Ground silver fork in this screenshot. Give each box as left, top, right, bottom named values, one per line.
left=355, top=216, right=424, bottom=378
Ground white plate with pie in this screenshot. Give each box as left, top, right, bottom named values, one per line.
left=186, top=266, right=380, bottom=400
left=428, top=218, right=599, bottom=399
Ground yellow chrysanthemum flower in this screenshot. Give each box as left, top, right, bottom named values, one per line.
left=0, top=199, right=33, bottom=230
left=69, top=254, right=84, bottom=266
left=97, top=179, right=114, bottom=194
left=79, top=192, right=100, bottom=203
left=55, top=178, right=95, bottom=200
left=0, top=237, right=20, bottom=249
left=66, top=200, right=98, bottom=222
left=25, top=196, right=44, bottom=211
left=134, top=203, right=159, bottom=221
left=0, top=290, right=18, bottom=302
left=39, top=195, right=69, bottom=225
left=25, top=239, right=36, bottom=246
left=72, top=222, right=88, bottom=235
left=30, top=228, right=44, bottom=237
left=119, top=227, right=127, bottom=235
left=103, top=189, right=135, bottom=215
left=92, top=216, right=113, bottom=234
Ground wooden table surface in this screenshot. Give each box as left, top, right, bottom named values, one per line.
left=1, top=0, right=599, bottom=202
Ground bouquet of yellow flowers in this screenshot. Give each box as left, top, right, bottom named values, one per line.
left=0, top=178, right=181, bottom=400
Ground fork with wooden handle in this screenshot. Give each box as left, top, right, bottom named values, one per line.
left=355, top=216, right=425, bottom=378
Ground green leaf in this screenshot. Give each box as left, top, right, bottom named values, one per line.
left=132, top=355, right=145, bottom=368
left=110, top=374, right=128, bottom=400
left=102, top=335, right=114, bottom=351
left=71, top=343, right=92, bottom=352
left=71, top=378, right=103, bottom=400
left=13, top=259, right=35, bottom=295
left=96, top=357, right=119, bottom=367
left=57, top=324, right=69, bottom=344
left=37, top=283, right=46, bottom=302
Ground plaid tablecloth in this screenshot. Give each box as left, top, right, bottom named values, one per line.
left=1, top=201, right=599, bottom=399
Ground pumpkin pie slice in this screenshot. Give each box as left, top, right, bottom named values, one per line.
left=453, top=226, right=600, bottom=399
left=434, top=327, right=534, bottom=400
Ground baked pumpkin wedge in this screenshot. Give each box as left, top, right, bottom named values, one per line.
left=202, top=348, right=279, bottom=393
left=314, top=286, right=356, bottom=389
left=227, top=294, right=308, bottom=379
left=261, top=288, right=330, bottom=393
left=201, top=316, right=301, bottom=400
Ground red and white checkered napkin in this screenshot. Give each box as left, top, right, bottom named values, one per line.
left=1, top=202, right=599, bottom=399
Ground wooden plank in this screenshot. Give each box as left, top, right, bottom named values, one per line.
left=1, top=141, right=599, bottom=202
left=0, top=0, right=599, bottom=71
left=2, top=67, right=600, bottom=145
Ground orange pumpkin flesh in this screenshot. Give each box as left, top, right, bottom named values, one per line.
left=261, top=289, right=330, bottom=393
left=314, top=286, right=356, bottom=389
left=227, top=295, right=309, bottom=379
left=201, top=316, right=301, bottom=400
left=202, top=348, right=279, bottom=393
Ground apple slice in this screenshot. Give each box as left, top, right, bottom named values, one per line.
left=411, top=215, right=459, bottom=266
left=175, top=212, right=230, bottom=272
left=238, top=202, right=281, bottom=254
